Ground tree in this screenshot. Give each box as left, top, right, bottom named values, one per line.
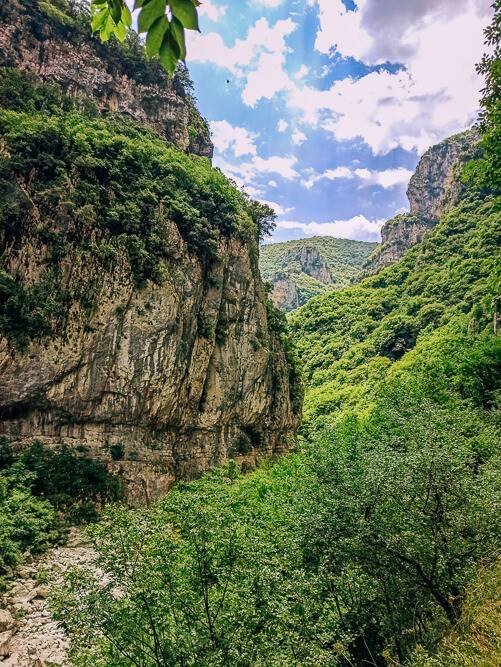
left=90, top=0, right=200, bottom=73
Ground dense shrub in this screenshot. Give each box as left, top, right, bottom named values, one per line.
left=0, top=439, right=124, bottom=587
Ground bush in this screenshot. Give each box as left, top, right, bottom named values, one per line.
left=0, top=463, right=57, bottom=588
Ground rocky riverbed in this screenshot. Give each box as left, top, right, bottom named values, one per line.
left=0, top=529, right=95, bottom=667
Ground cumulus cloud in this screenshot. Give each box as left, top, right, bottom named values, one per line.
left=276, top=215, right=384, bottom=242
left=198, top=1, right=227, bottom=22
left=277, top=119, right=289, bottom=132
left=187, top=17, right=296, bottom=75
left=255, top=0, right=286, bottom=7
left=214, top=154, right=299, bottom=191
left=210, top=120, right=257, bottom=157
left=298, top=0, right=492, bottom=154
left=302, top=166, right=413, bottom=189
left=294, top=65, right=309, bottom=80
left=259, top=199, right=294, bottom=216
left=291, top=129, right=307, bottom=145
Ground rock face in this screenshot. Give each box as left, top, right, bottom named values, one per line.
left=0, top=222, right=300, bottom=502
left=295, top=246, right=332, bottom=284
left=0, top=528, right=94, bottom=666
left=362, top=130, right=480, bottom=276
left=0, top=0, right=213, bottom=158
left=269, top=247, right=331, bottom=311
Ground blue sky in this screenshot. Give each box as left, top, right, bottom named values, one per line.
left=181, top=0, right=492, bottom=242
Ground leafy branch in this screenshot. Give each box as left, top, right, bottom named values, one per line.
left=90, top=0, right=200, bottom=73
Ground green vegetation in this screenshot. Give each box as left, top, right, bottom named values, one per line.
left=88, top=0, right=200, bottom=74
left=52, top=189, right=500, bottom=664
left=47, top=8, right=500, bottom=660
left=259, top=236, right=377, bottom=310
left=0, top=439, right=123, bottom=588
left=3, top=5, right=499, bottom=666
left=289, top=194, right=500, bottom=428
left=31, top=0, right=201, bottom=75
left=408, top=561, right=501, bottom=667
left=0, top=69, right=264, bottom=348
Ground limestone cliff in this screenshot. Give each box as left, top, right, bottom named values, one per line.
left=362, top=130, right=481, bottom=276
left=0, top=5, right=300, bottom=502
left=0, top=223, right=300, bottom=502
left=0, top=0, right=213, bottom=158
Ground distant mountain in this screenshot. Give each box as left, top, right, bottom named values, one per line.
left=259, top=236, right=377, bottom=311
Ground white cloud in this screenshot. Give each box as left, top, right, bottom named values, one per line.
left=259, top=199, right=294, bottom=216
left=295, top=0, right=492, bottom=154
left=243, top=50, right=294, bottom=106
left=353, top=167, right=414, bottom=189
left=198, top=1, right=227, bottom=22
left=214, top=154, right=299, bottom=191
left=210, top=120, right=257, bottom=157
left=269, top=180, right=278, bottom=187
left=294, top=65, right=309, bottom=80
left=255, top=0, right=286, bottom=7
left=187, top=17, right=296, bottom=75
left=275, top=215, right=384, bottom=242
left=291, top=129, right=307, bottom=145
left=277, top=119, right=288, bottom=132
left=302, top=166, right=413, bottom=189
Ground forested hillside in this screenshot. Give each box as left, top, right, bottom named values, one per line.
left=260, top=236, right=376, bottom=311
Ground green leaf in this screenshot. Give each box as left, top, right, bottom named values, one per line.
left=91, top=8, right=109, bottom=32
left=145, top=16, right=169, bottom=57
left=170, top=16, right=186, bottom=60
left=121, top=4, right=133, bottom=28
left=133, top=0, right=148, bottom=8
left=110, top=0, right=123, bottom=24
left=138, top=0, right=167, bottom=33
left=159, top=32, right=178, bottom=73
left=114, top=22, right=128, bottom=42
left=100, top=15, right=115, bottom=42
left=169, top=0, right=199, bottom=31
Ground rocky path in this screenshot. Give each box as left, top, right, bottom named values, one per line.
left=0, top=528, right=96, bottom=667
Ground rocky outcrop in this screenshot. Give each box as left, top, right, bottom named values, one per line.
left=0, top=0, right=213, bottom=158
left=296, top=246, right=332, bottom=284
left=0, top=220, right=300, bottom=502
left=0, top=2, right=300, bottom=503
left=270, top=274, right=301, bottom=312
left=407, top=130, right=480, bottom=219
left=363, top=130, right=481, bottom=276
left=361, top=213, right=435, bottom=276
left=268, top=247, right=331, bottom=311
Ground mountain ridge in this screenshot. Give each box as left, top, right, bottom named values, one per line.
left=260, top=235, right=377, bottom=311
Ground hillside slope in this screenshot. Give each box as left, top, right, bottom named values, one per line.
left=14, top=118, right=499, bottom=665
left=289, top=191, right=500, bottom=428
left=260, top=236, right=376, bottom=311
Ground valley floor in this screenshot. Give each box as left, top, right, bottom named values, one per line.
left=0, top=529, right=95, bottom=666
